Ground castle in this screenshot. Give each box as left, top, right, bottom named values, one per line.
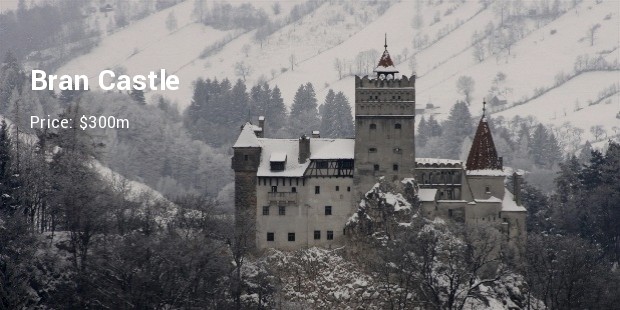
left=232, top=40, right=526, bottom=250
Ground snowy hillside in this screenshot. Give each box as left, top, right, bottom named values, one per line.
left=54, top=0, right=619, bottom=142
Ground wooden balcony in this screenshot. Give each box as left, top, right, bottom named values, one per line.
left=268, top=192, right=298, bottom=204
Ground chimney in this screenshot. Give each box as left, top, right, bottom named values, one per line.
left=258, top=116, right=265, bottom=137
left=513, top=171, right=521, bottom=205
left=312, top=130, right=320, bottom=138
left=299, top=134, right=310, bottom=163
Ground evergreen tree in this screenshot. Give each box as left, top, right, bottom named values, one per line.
left=130, top=88, right=146, bottom=105
left=289, top=83, right=320, bottom=135
left=268, top=86, right=287, bottom=134
left=320, top=90, right=336, bottom=137
left=442, top=101, right=473, bottom=159
left=427, top=115, right=442, bottom=137
left=333, top=91, right=354, bottom=138
left=417, top=116, right=429, bottom=147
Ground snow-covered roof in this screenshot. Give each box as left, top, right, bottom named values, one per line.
left=258, top=116, right=265, bottom=121
left=270, top=152, right=287, bottom=162
left=374, top=65, right=399, bottom=73
left=256, top=138, right=354, bottom=177
left=475, top=196, right=502, bottom=203
left=418, top=188, right=437, bottom=202
left=466, top=169, right=507, bottom=176
left=374, top=48, right=399, bottom=74
left=310, top=139, right=354, bottom=160
left=502, top=189, right=527, bottom=212
left=233, top=123, right=261, bottom=148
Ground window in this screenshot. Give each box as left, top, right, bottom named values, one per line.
left=270, top=161, right=284, bottom=171
left=335, top=186, right=340, bottom=191
left=369, top=148, right=377, bottom=153
left=291, top=187, right=297, bottom=193
left=374, top=164, right=380, bottom=171
left=317, top=161, right=328, bottom=169
left=393, top=164, right=399, bottom=171
left=370, top=123, right=377, bottom=130
left=244, top=155, right=249, bottom=161
left=325, top=206, right=332, bottom=215
left=394, top=123, right=401, bottom=129
left=448, top=209, right=453, bottom=217
left=347, top=187, right=351, bottom=192
left=375, top=95, right=378, bottom=100
left=279, top=206, right=286, bottom=215
left=485, top=186, right=491, bottom=193
left=262, top=206, right=269, bottom=215
left=315, top=186, right=320, bottom=194
left=288, top=233, right=295, bottom=242
left=314, top=230, right=321, bottom=240
left=271, top=186, right=277, bottom=193
left=392, top=95, right=395, bottom=99
left=327, top=230, right=334, bottom=240
left=267, top=232, right=274, bottom=241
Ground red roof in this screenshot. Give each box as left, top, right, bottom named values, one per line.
left=466, top=117, right=502, bottom=170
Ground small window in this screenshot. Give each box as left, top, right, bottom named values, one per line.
left=393, top=164, right=399, bottom=171
left=394, top=123, right=402, bottom=129
left=271, top=186, right=277, bottom=193
left=262, top=206, right=269, bottom=215
left=374, top=164, right=380, bottom=171
left=335, top=186, right=340, bottom=191
left=267, top=232, right=274, bottom=241
left=317, top=161, right=328, bottom=169
left=398, top=95, right=401, bottom=99
left=375, top=95, right=378, bottom=99
left=244, top=155, right=249, bottom=161
left=291, top=187, right=297, bottom=193
left=370, top=123, right=377, bottom=130
left=288, top=233, right=295, bottom=242
left=315, top=186, right=320, bottom=194
left=314, top=230, right=321, bottom=240
left=325, top=206, right=332, bottom=215
left=392, top=95, right=395, bottom=99
left=327, top=230, right=334, bottom=240
left=485, top=186, right=490, bottom=193
left=448, top=209, right=453, bottom=217
left=279, top=206, right=286, bottom=215
left=369, top=148, right=377, bottom=153
left=347, top=186, right=351, bottom=192
left=368, top=95, right=372, bottom=100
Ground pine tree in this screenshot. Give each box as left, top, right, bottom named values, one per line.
left=0, top=120, right=17, bottom=210
left=320, top=89, right=336, bottom=137
left=289, top=83, right=320, bottom=135
left=417, top=116, right=429, bottom=147
left=268, top=85, right=287, bottom=134
left=130, top=88, right=146, bottom=105
left=333, top=91, right=354, bottom=138
left=442, top=101, right=473, bottom=158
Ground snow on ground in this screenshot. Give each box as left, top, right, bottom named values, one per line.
left=53, top=0, right=618, bottom=143
left=57, top=0, right=232, bottom=101
left=495, top=71, right=620, bottom=142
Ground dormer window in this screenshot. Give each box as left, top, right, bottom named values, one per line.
left=270, top=152, right=286, bottom=171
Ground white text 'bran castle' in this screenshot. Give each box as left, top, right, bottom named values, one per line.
left=232, top=40, right=527, bottom=250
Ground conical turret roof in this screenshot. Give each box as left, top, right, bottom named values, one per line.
left=466, top=110, right=502, bottom=171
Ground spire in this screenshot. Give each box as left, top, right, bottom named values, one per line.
left=482, top=100, right=486, bottom=117
left=466, top=106, right=502, bottom=171
left=384, top=33, right=387, bottom=50
left=374, top=34, right=399, bottom=77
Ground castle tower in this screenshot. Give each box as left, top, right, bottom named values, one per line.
left=464, top=102, right=505, bottom=200
left=353, top=36, right=416, bottom=196
left=232, top=123, right=262, bottom=249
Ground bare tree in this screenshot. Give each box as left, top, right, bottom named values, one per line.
left=289, top=53, right=296, bottom=71
left=241, top=44, right=251, bottom=57
left=234, top=61, right=252, bottom=82
left=333, top=58, right=344, bottom=79
left=456, top=76, right=475, bottom=104
left=588, top=23, right=601, bottom=46
left=590, top=125, right=606, bottom=141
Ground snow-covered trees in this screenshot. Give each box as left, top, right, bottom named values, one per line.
left=320, top=90, right=354, bottom=138
left=456, top=76, right=475, bottom=104
left=289, top=83, right=320, bottom=136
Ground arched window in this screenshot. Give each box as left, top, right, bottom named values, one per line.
left=373, top=164, right=380, bottom=171
left=393, top=164, right=399, bottom=171
left=370, top=123, right=377, bottom=130
left=394, top=123, right=402, bottom=129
